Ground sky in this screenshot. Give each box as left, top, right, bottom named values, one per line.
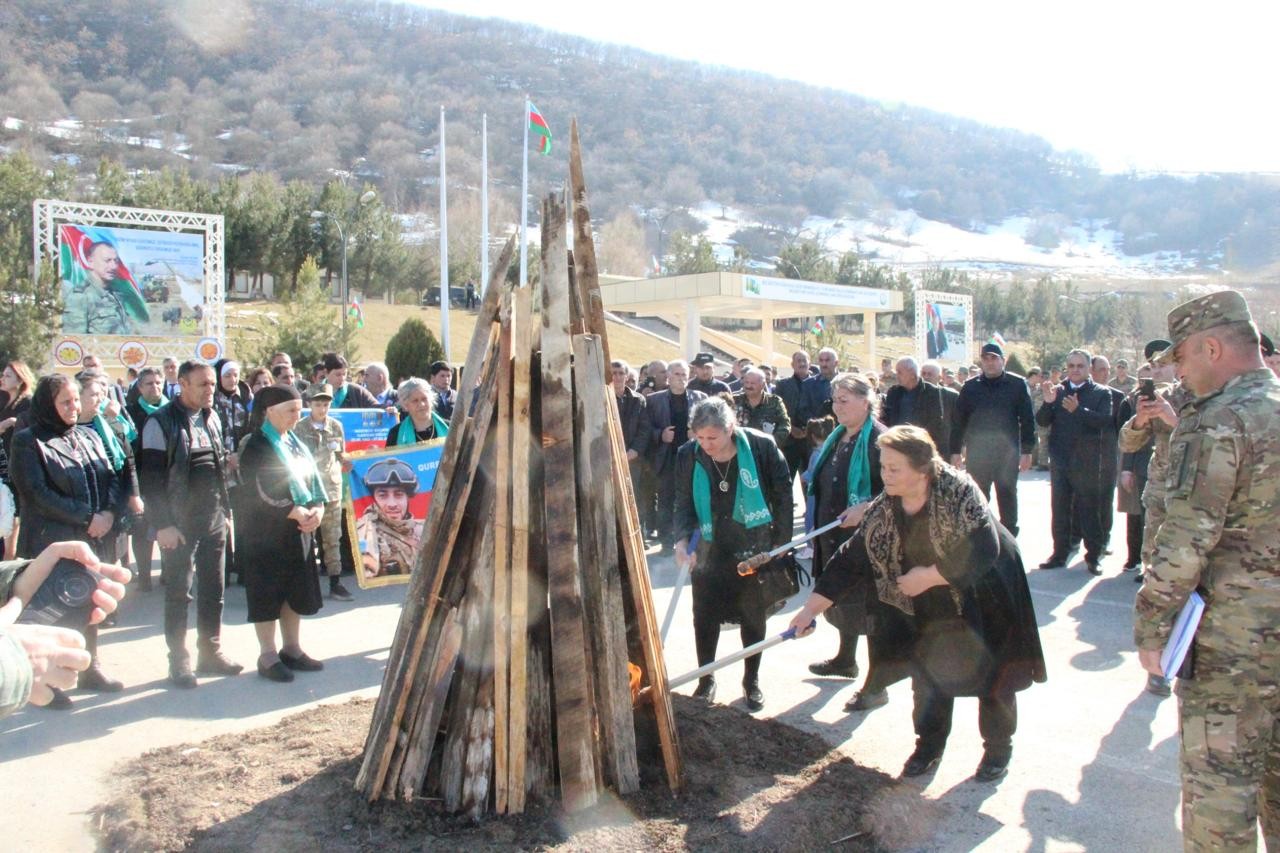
left=407, top=0, right=1280, bottom=174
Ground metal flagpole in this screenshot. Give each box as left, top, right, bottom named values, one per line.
left=481, top=112, right=489, bottom=295
left=439, top=106, right=450, bottom=361
left=520, top=96, right=529, bottom=289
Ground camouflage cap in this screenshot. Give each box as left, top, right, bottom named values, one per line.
left=1153, top=290, right=1254, bottom=364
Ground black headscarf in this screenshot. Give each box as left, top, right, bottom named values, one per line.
left=30, top=374, right=77, bottom=436
left=248, top=383, right=301, bottom=432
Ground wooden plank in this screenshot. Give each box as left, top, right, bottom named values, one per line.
left=604, top=390, right=684, bottom=792
left=573, top=333, right=641, bottom=794
left=395, top=605, right=463, bottom=799
left=441, top=506, right=496, bottom=813
left=492, top=288, right=514, bottom=814
left=523, top=349, right=555, bottom=802
left=357, top=313, right=508, bottom=800
left=539, top=190, right=599, bottom=812
left=506, top=281, right=534, bottom=813
left=568, top=119, right=610, bottom=367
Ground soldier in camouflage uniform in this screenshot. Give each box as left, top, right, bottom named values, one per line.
left=732, top=367, right=792, bottom=450
left=1118, top=340, right=1190, bottom=696
left=1028, top=367, right=1051, bottom=469
left=62, top=277, right=133, bottom=335
left=1133, top=290, right=1280, bottom=852
left=1111, top=358, right=1138, bottom=395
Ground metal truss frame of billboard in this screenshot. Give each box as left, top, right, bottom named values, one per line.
left=32, top=198, right=226, bottom=369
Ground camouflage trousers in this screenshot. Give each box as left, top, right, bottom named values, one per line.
left=1176, top=617, right=1280, bottom=851
left=316, top=500, right=343, bottom=578
left=1033, top=426, right=1051, bottom=467
left=1141, top=496, right=1167, bottom=569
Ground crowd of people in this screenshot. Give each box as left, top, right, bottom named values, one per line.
left=2, top=288, right=1279, bottom=846
left=0, top=349, right=456, bottom=708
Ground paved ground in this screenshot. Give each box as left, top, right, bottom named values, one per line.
left=0, top=471, right=1183, bottom=851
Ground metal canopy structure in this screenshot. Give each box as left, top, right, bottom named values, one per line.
left=600, top=271, right=903, bottom=367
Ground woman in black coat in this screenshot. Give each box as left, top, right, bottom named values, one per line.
left=805, top=372, right=888, bottom=712
left=0, top=360, right=35, bottom=559
left=10, top=374, right=127, bottom=705
left=236, top=384, right=328, bottom=683
left=673, top=396, right=793, bottom=713
left=790, top=425, right=1046, bottom=783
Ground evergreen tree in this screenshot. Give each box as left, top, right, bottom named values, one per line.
left=385, top=318, right=445, bottom=384
left=232, top=256, right=359, bottom=367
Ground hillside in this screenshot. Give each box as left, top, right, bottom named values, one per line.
left=3, top=0, right=1280, bottom=271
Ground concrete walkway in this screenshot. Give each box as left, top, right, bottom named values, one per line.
left=0, top=471, right=1182, bottom=851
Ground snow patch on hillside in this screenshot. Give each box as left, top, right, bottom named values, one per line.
left=688, top=201, right=1201, bottom=280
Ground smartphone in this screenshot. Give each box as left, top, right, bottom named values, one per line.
left=1139, top=378, right=1156, bottom=401
left=16, top=559, right=101, bottom=630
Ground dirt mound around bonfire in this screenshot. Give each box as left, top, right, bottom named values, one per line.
left=95, top=695, right=944, bottom=852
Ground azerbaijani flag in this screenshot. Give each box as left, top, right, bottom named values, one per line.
left=348, top=296, right=365, bottom=329
left=528, top=102, right=552, bottom=155
left=810, top=317, right=825, bottom=335
left=58, top=224, right=150, bottom=323
left=989, top=331, right=1008, bottom=349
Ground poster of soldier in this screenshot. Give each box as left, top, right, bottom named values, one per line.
left=59, top=223, right=206, bottom=338
left=343, top=440, right=445, bottom=589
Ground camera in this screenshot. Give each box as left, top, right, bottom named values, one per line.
left=16, top=559, right=101, bottom=630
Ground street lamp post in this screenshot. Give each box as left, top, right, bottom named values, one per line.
left=312, top=190, right=376, bottom=341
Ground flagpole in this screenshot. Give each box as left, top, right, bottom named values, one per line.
left=440, top=106, right=450, bottom=362
left=481, top=112, right=489, bottom=296
left=520, top=95, right=529, bottom=289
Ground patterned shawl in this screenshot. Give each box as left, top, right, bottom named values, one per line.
left=861, top=463, right=988, bottom=615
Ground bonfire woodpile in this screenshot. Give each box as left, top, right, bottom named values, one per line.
left=356, top=122, right=683, bottom=818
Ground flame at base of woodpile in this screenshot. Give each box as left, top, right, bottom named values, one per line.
left=355, top=122, right=682, bottom=818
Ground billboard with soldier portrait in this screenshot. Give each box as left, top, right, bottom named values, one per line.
left=344, top=440, right=446, bottom=588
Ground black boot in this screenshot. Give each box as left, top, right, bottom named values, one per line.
left=692, top=676, right=716, bottom=704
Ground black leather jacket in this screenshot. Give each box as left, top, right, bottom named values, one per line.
left=10, top=423, right=125, bottom=556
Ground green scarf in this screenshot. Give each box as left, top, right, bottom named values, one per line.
left=260, top=420, right=328, bottom=506
left=808, top=418, right=874, bottom=505
left=692, top=429, right=772, bottom=542
left=331, top=383, right=348, bottom=408
left=90, top=414, right=125, bottom=473
left=136, top=396, right=167, bottom=416
left=395, top=411, right=450, bottom=446
left=97, top=399, right=136, bottom=443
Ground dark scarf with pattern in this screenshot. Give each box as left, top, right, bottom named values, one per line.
left=861, top=463, right=987, bottom=615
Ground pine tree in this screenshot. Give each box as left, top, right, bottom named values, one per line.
left=231, top=256, right=360, bottom=368
left=385, top=318, right=445, bottom=384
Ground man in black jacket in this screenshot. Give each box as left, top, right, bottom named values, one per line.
left=138, top=361, right=243, bottom=688
left=611, top=360, right=651, bottom=532
left=882, top=357, right=954, bottom=456
left=950, top=344, right=1035, bottom=535
left=645, top=360, right=706, bottom=549
left=1035, top=348, right=1116, bottom=574
left=774, top=350, right=812, bottom=481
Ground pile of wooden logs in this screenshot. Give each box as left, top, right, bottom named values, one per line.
left=356, top=123, right=682, bottom=817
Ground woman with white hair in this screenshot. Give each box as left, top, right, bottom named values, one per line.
left=673, top=396, right=793, bottom=713
left=386, top=378, right=448, bottom=447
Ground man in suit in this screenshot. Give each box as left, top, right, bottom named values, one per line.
left=882, top=357, right=954, bottom=457
left=160, top=357, right=181, bottom=401
left=1036, top=348, right=1117, bottom=575
left=645, top=360, right=706, bottom=550
left=1091, top=355, right=1126, bottom=553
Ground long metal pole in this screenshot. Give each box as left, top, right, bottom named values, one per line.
left=339, top=220, right=347, bottom=340
left=439, top=106, right=450, bottom=361
left=481, top=113, right=489, bottom=296
left=520, top=96, right=529, bottom=288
